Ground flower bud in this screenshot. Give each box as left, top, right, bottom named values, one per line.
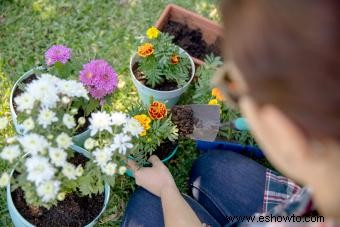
left=118, top=166, right=127, bottom=175
left=0, top=173, right=10, bottom=188
left=62, top=96, right=71, bottom=104
left=78, top=117, right=86, bottom=125
left=76, top=165, right=84, bottom=177
left=57, top=192, right=66, bottom=201
left=84, top=138, right=96, bottom=150
left=70, top=108, right=78, bottom=115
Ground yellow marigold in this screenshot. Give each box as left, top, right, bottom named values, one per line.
left=208, top=99, right=219, bottom=105
left=211, top=88, right=225, bottom=101
left=133, top=114, right=152, bottom=136
left=138, top=43, right=154, bottom=58
left=146, top=26, right=160, bottom=39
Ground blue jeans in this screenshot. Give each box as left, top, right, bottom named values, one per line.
left=122, top=150, right=267, bottom=227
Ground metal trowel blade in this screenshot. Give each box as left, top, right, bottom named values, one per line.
left=186, top=104, right=221, bottom=142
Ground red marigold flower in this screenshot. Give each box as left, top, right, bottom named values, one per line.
left=148, top=101, right=167, bottom=120
left=171, top=54, right=180, bottom=64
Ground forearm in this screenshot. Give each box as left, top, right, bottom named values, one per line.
left=161, top=186, right=202, bottom=227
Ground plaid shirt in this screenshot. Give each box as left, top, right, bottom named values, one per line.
left=236, top=169, right=335, bottom=226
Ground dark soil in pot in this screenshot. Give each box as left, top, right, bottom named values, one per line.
left=171, top=105, right=195, bottom=137
left=162, top=20, right=223, bottom=60
left=152, top=140, right=178, bottom=160
left=132, top=63, right=178, bottom=91
left=11, top=153, right=105, bottom=227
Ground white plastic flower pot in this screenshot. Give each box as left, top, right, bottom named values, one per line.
left=9, top=67, right=91, bottom=146
left=130, top=48, right=195, bottom=108
left=6, top=144, right=110, bottom=227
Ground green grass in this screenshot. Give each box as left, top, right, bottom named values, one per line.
left=0, top=0, right=260, bottom=226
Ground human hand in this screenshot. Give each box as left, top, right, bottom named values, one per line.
left=127, top=155, right=177, bottom=197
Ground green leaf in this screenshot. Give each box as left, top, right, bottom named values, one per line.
left=53, top=61, right=72, bottom=79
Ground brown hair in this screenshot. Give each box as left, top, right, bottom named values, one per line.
left=220, top=0, right=340, bottom=141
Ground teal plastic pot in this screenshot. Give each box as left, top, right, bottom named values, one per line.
left=130, top=48, right=195, bottom=108
left=126, top=145, right=178, bottom=177
left=9, top=67, right=91, bottom=146
left=6, top=144, right=110, bottom=227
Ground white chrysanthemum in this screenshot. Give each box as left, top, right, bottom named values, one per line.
left=110, top=133, right=133, bottom=155
left=14, top=93, right=35, bottom=112
left=49, top=148, right=67, bottom=167
left=56, top=133, right=73, bottom=149
left=110, top=112, right=127, bottom=126
left=25, top=156, right=56, bottom=185
left=101, top=162, right=117, bottom=176
left=89, top=112, right=113, bottom=136
left=18, top=133, right=49, bottom=155
left=62, top=163, right=77, bottom=180
left=26, top=76, right=59, bottom=108
left=123, top=118, right=143, bottom=137
left=40, top=73, right=61, bottom=85
left=0, top=145, right=21, bottom=163
left=0, top=173, right=10, bottom=187
left=37, top=180, right=60, bottom=203
left=0, top=117, right=9, bottom=130
left=57, top=80, right=89, bottom=100
left=93, top=147, right=112, bottom=167
left=63, top=114, right=76, bottom=129
left=118, top=166, right=127, bottom=175
left=84, top=138, right=96, bottom=150
left=22, top=117, right=35, bottom=133
left=75, top=165, right=84, bottom=177
left=38, top=108, right=58, bottom=129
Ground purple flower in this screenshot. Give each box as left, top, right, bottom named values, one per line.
left=79, top=59, right=118, bottom=100
left=45, top=45, right=72, bottom=66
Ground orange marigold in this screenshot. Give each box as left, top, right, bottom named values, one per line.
left=138, top=43, right=154, bottom=58
left=148, top=101, right=167, bottom=120
left=171, top=54, right=180, bottom=64
left=211, top=88, right=225, bottom=101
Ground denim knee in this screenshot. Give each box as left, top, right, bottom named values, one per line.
left=121, top=188, right=164, bottom=227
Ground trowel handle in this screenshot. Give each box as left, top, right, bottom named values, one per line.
left=220, top=118, right=249, bottom=131
left=233, top=118, right=249, bottom=131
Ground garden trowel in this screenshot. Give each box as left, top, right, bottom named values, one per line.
left=180, top=104, right=249, bottom=142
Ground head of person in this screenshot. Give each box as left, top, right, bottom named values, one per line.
left=218, top=0, right=340, bottom=218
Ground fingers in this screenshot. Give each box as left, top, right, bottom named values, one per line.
left=148, top=155, right=161, bottom=166
left=127, top=159, right=138, bottom=173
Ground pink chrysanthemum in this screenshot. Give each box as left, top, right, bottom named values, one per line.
left=79, top=59, right=118, bottom=100
left=45, top=45, right=72, bottom=66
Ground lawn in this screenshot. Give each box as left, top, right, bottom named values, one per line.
left=0, top=0, right=255, bottom=226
